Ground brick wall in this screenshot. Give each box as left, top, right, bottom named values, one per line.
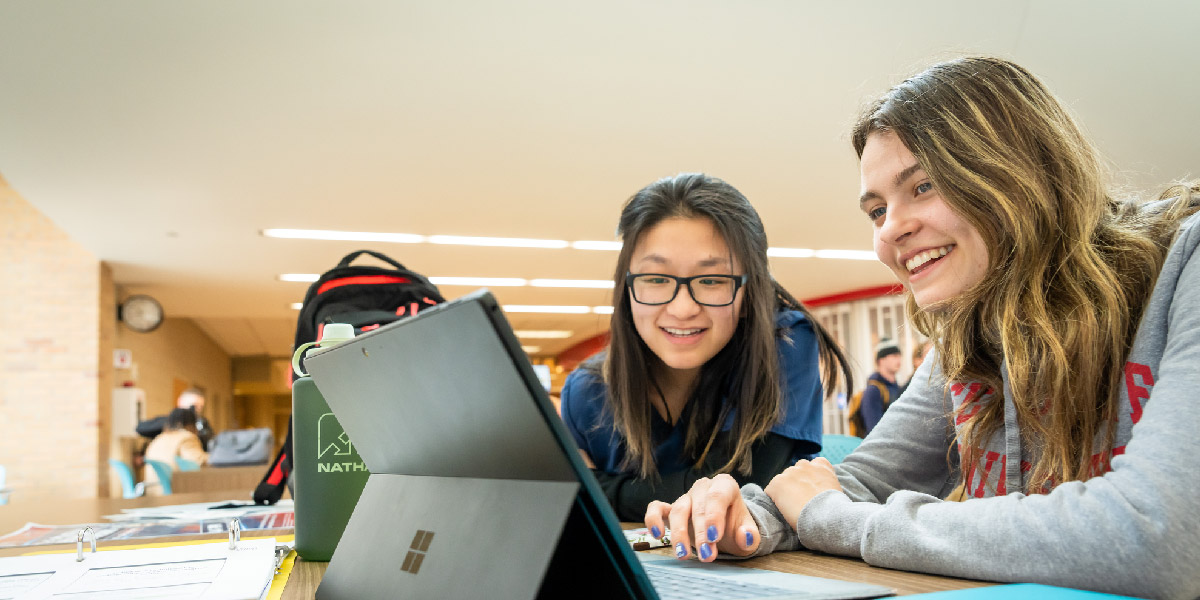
left=0, top=176, right=105, bottom=501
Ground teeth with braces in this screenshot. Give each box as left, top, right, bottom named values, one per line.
left=664, top=327, right=702, bottom=336
left=905, top=245, right=953, bottom=272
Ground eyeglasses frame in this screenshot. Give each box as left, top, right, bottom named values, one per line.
left=624, top=272, right=748, bottom=307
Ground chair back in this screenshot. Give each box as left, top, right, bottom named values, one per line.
left=108, top=459, right=144, bottom=499
left=175, top=457, right=201, bottom=471
left=143, top=459, right=175, bottom=495
left=819, top=433, right=863, bottom=465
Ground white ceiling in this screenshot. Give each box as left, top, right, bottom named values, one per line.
left=2, top=1, right=1197, bottom=357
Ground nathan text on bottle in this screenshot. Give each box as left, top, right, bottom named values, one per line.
left=291, top=324, right=370, bottom=561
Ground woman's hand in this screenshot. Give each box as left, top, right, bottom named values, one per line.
left=578, top=449, right=596, bottom=469
left=644, top=474, right=761, bottom=562
left=764, top=457, right=842, bottom=529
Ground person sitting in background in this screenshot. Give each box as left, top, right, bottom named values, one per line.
left=136, top=388, right=214, bottom=448
left=858, top=339, right=902, bottom=436
left=143, top=407, right=208, bottom=493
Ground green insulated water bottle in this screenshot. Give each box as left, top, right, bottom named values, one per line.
left=291, top=323, right=370, bottom=561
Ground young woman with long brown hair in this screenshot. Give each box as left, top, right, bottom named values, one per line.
left=560, top=173, right=851, bottom=530
left=645, top=58, right=1200, bottom=598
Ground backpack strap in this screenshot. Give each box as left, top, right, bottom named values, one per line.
left=253, top=422, right=292, bottom=505
left=336, top=250, right=409, bottom=271
left=869, top=379, right=890, bottom=405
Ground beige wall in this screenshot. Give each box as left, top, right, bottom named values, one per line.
left=1, top=176, right=234, bottom=500
left=115, top=317, right=233, bottom=435
left=0, top=176, right=106, bottom=501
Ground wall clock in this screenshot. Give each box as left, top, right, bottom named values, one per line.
left=118, top=294, right=164, bottom=333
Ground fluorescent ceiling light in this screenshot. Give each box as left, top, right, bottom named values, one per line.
left=262, top=229, right=425, bottom=243
left=263, top=229, right=873, bottom=261
left=530, top=279, right=614, bottom=288
left=571, top=240, right=623, bottom=251
left=428, top=277, right=527, bottom=287
left=521, top=346, right=541, bottom=354
left=767, top=247, right=816, bottom=258
left=280, top=275, right=608, bottom=287
left=290, top=302, right=303, bottom=310
left=592, top=306, right=614, bottom=315
left=814, top=249, right=878, bottom=261
left=514, top=330, right=573, bottom=339
left=502, top=305, right=592, bottom=314
left=427, top=235, right=568, bottom=249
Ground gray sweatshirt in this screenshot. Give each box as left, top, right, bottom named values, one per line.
left=742, top=211, right=1200, bottom=599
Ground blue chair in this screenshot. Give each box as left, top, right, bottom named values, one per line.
left=108, top=459, right=145, bottom=499
left=175, top=457, right=201, bottom=471
left=819, top=434, right=863, bottom=465
left=143, top=459, right=174, bottom=495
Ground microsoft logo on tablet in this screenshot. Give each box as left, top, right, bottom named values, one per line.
left=401, top=530, right=435, bottom=574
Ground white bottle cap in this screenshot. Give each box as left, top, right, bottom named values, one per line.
left=320, top=323, right=355, bottom=342
left=292, top=323, right=356, bottom=377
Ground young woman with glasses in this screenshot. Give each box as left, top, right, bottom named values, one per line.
left=644, top=57, right=1200, bottom=597
left=559, top=172, right=851, bottom=528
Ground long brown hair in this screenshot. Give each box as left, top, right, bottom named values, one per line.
left=598, top=173, right=852, bottom=479
left=852, top=56, right=1198, bottom=492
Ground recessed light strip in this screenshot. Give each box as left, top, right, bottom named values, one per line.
left=280, top=274, right=611, bottom=288
left=290, top=302, right=613, bottom=315
left=502, top=305, right=592, bottom=314
left=571, top=240, right=623, bottom=251
left=427, top=235, right=568, bottom=249
left=813, top=249, right=878, bottom=261
left=530, top=279, right=614, bottom=288
left=263, top=229, right=425, bottom=243
left=767, top=247, right=815, bottom=258
left=264, top=230, right=871, bottom=259
left=428, top=277, right=527, bottom=287
left=514, top=330, right=573, bottom=339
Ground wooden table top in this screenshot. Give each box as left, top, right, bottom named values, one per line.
left=0, top=493, right=989, bottom=598
left=277, top=524, right=989, bottom=598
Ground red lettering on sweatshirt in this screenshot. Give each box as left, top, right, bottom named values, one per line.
left=1086, top=446, right=1128, bottom=477
left=974, top=451, right=1002, bottom=498
left=954, top=383, right=987, bottom=425
left=1123, top=362, right=1154, bottom=424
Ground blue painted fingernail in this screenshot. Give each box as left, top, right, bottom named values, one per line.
left=699, top=543, right=713, bottom=560
left=675, top=542, right=687, bottom=558
left=745, top=531, right=754, bottom=546
left=707, top=525, right=718, bottom=542
left=651, top=526, right=661, bottom=539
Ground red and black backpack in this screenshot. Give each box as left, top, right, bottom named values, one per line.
left=252, top=250, right=445, bottom=504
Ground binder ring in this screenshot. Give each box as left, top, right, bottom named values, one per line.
left=76, top=526, right=96, bottom=562
left=228, top=518, right=241, bottom=549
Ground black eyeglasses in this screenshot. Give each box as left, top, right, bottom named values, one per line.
left=625, top=273, right=748, bottom=307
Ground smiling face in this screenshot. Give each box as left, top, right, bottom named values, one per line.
left=627, top=216, right=745, bottom=380
left=859, top=131, right=990, bottom=308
